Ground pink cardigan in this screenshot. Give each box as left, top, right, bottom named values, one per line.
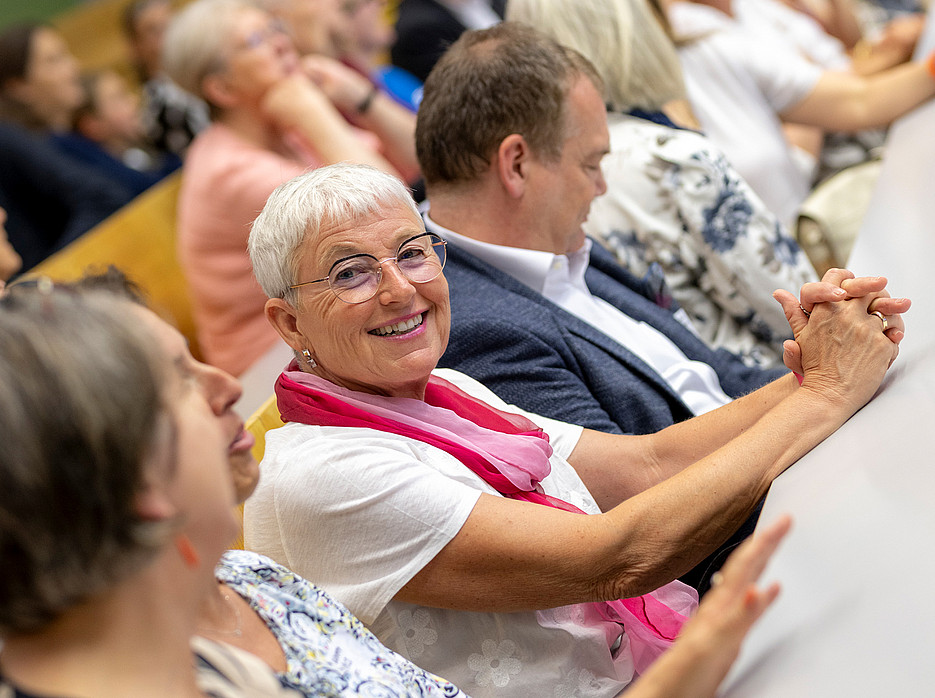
left=177, top=124, right=315, bottom=375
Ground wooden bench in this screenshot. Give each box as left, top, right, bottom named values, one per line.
left=26, top=172, right=202, bottom=359
left=231, top=394, right=285, bottom=550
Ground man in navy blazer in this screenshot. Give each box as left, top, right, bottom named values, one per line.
left=417, top=24, right=781, bottom=439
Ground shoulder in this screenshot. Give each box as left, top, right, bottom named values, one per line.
left=192, top=637, right=301, bottom=697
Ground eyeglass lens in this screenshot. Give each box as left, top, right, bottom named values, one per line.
left=329, top=233, right=446, bottom=303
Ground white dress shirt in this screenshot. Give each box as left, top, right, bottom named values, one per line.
left=425, top=213, right=733, bottom=415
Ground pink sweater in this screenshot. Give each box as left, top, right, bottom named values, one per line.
left=177, top=124, right=315, bottom=376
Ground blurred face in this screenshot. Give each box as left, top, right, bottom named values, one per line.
left=526, top=76, right=609, bottom=255
left=278, top=0, right=345, bottom=57
left=132, top=306, right=260, bottom=509
left=340, top=0, right=394, bottom=62
left=130, top=0, right=172, bottom=79
left=89, top=71, right=143, bottom=146
left=216, top=7, right=300, bottom=104
left=290, top=201, right=451, bottom=400
left=16, top=28, right=82, bottom=130
left=0, top=208, right=22, bottom=282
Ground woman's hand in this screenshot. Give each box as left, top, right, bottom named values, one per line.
left=628, top=516, right=791, bottom=698
left=261, top=72, right=337, bottom=129
left=301, top=54, right=374, bottom=115
left=774, top=267, right=910, bottom=374
left=788, top=292, right=898, bottom=412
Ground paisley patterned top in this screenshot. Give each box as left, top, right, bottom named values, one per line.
left=216, top=550, right=467, bottom=697
left=585, top=112, right=817, bottom=368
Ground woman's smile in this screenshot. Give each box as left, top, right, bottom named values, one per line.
left=368, top=310, right=427, bottom=337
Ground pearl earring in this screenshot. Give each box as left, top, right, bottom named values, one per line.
left=301, top=349, right=317, bottom=368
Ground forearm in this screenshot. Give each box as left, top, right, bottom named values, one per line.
left=353, top=91, right=420, bottom=182
left=273, top=85, right=398, bottom=174
left=402, top=381, right=842, bottom=612
left=592, top=384, right=850, bottom=598
left=571, top=373, right=798, bottom=508
left=824, top=0, right=863, bottom=49
left=786, top=61, right=935, bottom=131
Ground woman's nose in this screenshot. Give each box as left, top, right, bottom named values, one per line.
left=375, top=259, right=416, bottom=303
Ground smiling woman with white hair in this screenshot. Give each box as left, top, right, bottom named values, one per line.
left=243, top=161, right=901, bottom=697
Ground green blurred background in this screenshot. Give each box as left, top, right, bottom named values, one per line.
left=0, top=0, right=81, bottom=29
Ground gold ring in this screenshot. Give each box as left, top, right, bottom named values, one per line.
left=870, top=310, right=888, bottom=332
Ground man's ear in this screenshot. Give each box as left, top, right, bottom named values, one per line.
left=265, top=297, right=306, bottom=352
left=495, top=133, right=531, bottom=199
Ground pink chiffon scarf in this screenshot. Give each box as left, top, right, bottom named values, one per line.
left=275, top=362, right=699, bottom=674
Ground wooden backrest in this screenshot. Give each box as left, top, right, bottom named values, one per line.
left=230, top=394, right=284, bottom=550
left=52, top=0, right=193, bottom=77
left=26, top=172, right=202, bottom=359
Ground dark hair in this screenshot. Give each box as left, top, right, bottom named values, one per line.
left=415, top=22, right=603, bottom=189
left=122, top=0, right=170, bottom=39
left=0, top=22, right=41, bottom=86
left=0, top=282, right=170, bottom=633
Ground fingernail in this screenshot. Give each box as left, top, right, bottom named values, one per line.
left=833, top=288, right=846, bottom=296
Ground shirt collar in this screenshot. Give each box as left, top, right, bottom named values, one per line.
left=424, top=209, right=592, bottom=295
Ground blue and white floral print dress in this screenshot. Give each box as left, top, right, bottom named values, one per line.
left=585, top=112, right=817, bottom=369
left=215, top=550, right=467, bottom=697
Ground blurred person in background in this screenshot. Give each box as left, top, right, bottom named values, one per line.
left=0, top=24, right=133, bottom=270
left=53, top=68, right=181, bottom=196
left=162, top=0, right=416, bottom=376
left=123, top=0, right=210, bottom=156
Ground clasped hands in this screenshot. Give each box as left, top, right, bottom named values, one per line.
left=773, top=268, right=910, bottom=406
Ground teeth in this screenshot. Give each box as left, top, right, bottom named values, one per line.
left=372, top=313, right=423, bottom=336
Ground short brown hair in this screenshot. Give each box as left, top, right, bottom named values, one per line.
left=415, top=22, right=603, bottom=189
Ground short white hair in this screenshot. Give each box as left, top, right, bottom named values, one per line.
left=249, top=163, right=420, bottom=302
left=162, top=0, right=257, bottom=101
left=507, top=0, right=685, bottom=112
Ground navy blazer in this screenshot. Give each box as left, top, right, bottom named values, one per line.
left=439, top=240, right=783, bottom=435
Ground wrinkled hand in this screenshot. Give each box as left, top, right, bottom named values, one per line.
left=649, top=516, right=790, bottom=695
left=774, top=268, right=909, bottom=374
left=302, top=54, right=373, bottom=113
left=781, top=292, right=898, bottom=411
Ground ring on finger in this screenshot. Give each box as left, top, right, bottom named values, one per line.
left=799, top=304, right=811, bottom=318
left=870, top=310, right=888, bottom=332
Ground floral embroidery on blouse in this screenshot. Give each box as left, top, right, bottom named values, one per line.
left=467, top=639, right=523, bottom=688
left=216, top=550, right=466, bottom=697
left=585, top=114, right=817, bottom=369
left=397, top=607, right=440, bottom=658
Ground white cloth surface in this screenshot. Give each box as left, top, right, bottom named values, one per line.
left=669, top=1, right=823, bottom=226
left=426, top=214, right=732, bottom=415
left=244, top=368, right=644, bottom=697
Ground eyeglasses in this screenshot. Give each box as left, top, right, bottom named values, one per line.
left=236, top=19, right=288, bottom=53
left=290, top=232, right=447, bottom=304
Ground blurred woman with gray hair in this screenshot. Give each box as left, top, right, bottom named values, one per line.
left=162, top=0, right=414, bottom=377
